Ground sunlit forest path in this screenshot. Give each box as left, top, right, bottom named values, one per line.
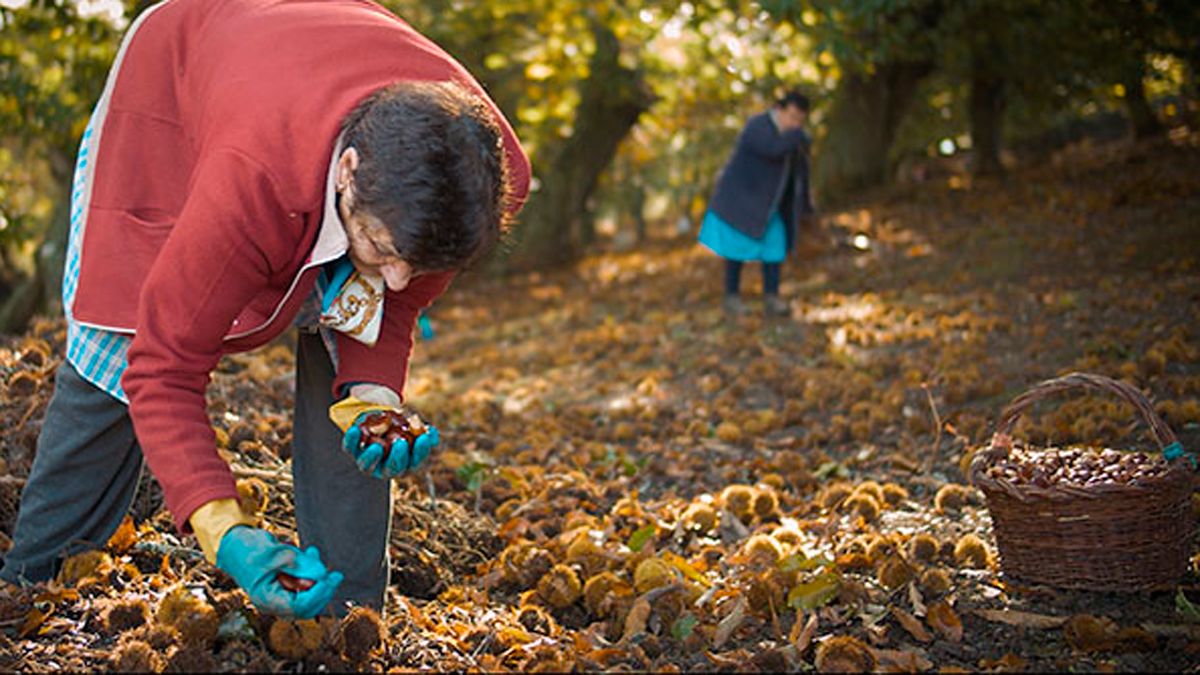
left=1, top=134, right=1198, bottom=672
left=415, top=132, right=1200, bottom=486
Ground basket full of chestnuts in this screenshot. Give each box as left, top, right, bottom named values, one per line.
left=968, top=372, right=1197, bottom=591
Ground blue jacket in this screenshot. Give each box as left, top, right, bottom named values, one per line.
left=708, top=111, right=813, bottom=249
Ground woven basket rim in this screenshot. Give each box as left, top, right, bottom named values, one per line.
left=971, top=440, right=1195, bottom=502
left=968, top=372, right=1195, bottom=501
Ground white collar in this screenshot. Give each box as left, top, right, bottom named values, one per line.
left=308, top=134, right=351, bottom=265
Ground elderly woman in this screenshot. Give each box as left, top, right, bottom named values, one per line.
left=700, top=90, right=813, bottom=317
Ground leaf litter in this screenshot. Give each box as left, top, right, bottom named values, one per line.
left=0, top=135, right=1197, bottom=671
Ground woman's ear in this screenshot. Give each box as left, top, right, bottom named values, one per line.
left=336, top=147, right=360, bottom=192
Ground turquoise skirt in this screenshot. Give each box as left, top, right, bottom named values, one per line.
left=698, top=209, right=787, bottom=263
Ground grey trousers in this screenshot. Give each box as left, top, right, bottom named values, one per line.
left=0, top=332, right=392, bottom=614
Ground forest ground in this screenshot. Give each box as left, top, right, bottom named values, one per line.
left=0, top=130, right=1198, bottom=672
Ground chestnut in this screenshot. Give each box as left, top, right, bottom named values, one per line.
left=357, top=409, right=428, bottom=464
left=277, top=572, right=316, bottom=592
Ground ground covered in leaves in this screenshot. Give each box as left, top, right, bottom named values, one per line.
left=1, top=133, right=1199, bottom=672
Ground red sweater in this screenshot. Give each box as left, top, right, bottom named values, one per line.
left=71, top=0, right=529, bottom=530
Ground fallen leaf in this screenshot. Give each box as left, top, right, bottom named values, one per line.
left=17, top=602, right=52, bottom=639
left=789, top=610, right=819, bottom=654
left=661, top=550, right=710, bottom=587
left=105, top=516, right=138, bottom=554
left=705, top=648, right=752, bottom=669
left=583, top=648, right=631, bottom=669
left=891, top=606, right=932, bottom=642
left=871, top=646, right=933, bottom=672
left=978, top=653, right=1027, bottom=671
left=1064, top=614, right=1117, bottom=652
left=927, top=601, right=963, bottom=642
left=498, top=626, right=536, bottom=648
left=628, top=524, right=656, bottom=552
left=35, top=586, right=79, bottom=605
left=973, top=608, right=1067, bottom=629
left=1177, top=589, right=1200, bottom=623
left=907, top=582, right=927, bottom=617
left=788, top=572, right=841, bottom=610
left=1141, top=623, right=1200, bottom=640
left=621, top=597, right=652, bottom=642
left=671, top=613, right=698, bottom=639
left=718, top=508, right=751, bottom=544
left=1113, top=626, right=1157, bottom=653
left=713, top=596, right=748, bottom=649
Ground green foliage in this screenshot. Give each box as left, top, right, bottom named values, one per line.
left=0, top=0, right=1194, bottom=318
left=0, top=1, right=129, bottom=256
left=670, top=612, right=698, bottom=639
left=627, top=524, right=657, bottom=552
left=0, top=1, right=124, bottom=146
left=456, top=461, right=491, bottom=492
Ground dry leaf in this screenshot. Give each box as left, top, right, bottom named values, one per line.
left=57, top=550, right=112, bottom=587
left=1064, top=614, right=1117, bottom=652
left=18, top=603, right=52, bottom=639
left=926, top=601, right=963, bottom=642
left=871, top=646, right=933, bottom=672
left=661, top=550, right=710, bottom=587
left=788, top=572, right=841, bottom=610
left=718, top=508, right=751, bottom=544
left=789, top=610, right=819, bottom=654
left=891, top=606, right=932, bottom=642
left=713, top=596, right=748, bottom=649
left=907, top=582, right=927, bottom=617
left=979, top=653, right=1027, bottom=671
left=973, top=608, right=1067, bottom=629
left=705, top=648, right=752, bottom=669
left=1114, top=626, right=1157, bottom=653
left=1141, top=623, right=1200, bottom=640
left=105, top=516, right=139, bottom=554
left=621, top=598, right=652, bottom=642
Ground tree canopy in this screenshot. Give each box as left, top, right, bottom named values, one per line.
left=0, top=0, right=1195, bottom=330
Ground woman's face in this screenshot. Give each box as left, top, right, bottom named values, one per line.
left=342, top=204, right=417, bottom=292
left=336, top=148, right=419, bottom=292
left=777, top=104, right=807, bottom=130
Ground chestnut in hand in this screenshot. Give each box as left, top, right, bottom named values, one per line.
left=342, top=406, right=438, bottom=478
left=277, top=572, right=316, bottom=592
left=358, top=409, right=427, bottom=455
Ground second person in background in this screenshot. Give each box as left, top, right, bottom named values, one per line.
left=699, top=90, right=813, bottom=318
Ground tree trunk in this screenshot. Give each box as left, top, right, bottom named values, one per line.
left=1122, top=60, right=1164, bottom=140
left=969, top=68, right=1006, bottom=176
left=632, top=183, right=647, bottom=243
left=813, top=60, right=932, bottom=206
left=503, top=21, right=652, bottom=270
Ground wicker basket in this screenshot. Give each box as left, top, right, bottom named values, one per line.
left=969, top=372, right=1197, bottom=591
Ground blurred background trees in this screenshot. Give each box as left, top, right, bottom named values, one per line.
left=1, top=0, right=1196, bottom=331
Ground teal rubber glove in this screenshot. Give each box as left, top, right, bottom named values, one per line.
left=342, top=417, right=439, bottom=479
left=215, top=526, right=343, bottom=618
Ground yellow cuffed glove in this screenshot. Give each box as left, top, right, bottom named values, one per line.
left=328, top=395, right=392, bottom=433
left=330, top=395, right=440, bottom=479
left=189, top=498, right=257, bottom=564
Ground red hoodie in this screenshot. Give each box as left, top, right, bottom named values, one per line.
left=70, top=0, right=530, bottom=530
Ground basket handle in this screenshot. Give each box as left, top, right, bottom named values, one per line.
left=987, top=372, right=1179, bottom=456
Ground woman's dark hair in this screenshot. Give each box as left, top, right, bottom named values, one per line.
left=776, top=89, right=810, bottom=112
left=340, top=81, right=513, bottom=272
